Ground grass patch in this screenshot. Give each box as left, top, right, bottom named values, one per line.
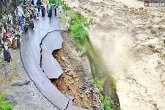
left=60, top=0, right=117, bottom=92
left=94, top=77, right=105, bottom=91
left=0, top=93, right=14, bottom=110
left=102, top=96, right=114, bottom=110
left=49, top=0, right=63, bottom=5
left=109, top=74, right=117, bottom=91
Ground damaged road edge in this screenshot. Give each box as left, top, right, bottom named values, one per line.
left=39, top=30, right=86, bottom=110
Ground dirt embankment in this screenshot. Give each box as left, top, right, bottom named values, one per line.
left=51, top=30, right=103, bottom=110
left=65, top=0, right=165, bottom=110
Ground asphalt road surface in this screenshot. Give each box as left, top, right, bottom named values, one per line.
left=19, top=5, right=86, bottom=110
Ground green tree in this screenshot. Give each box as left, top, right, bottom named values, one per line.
left=49, top=0, right=55, bottom=4
left=0, top=93, right=14, bottom=110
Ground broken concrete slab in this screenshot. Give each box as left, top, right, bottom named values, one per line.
left=41, top=31, right=63, bottom=79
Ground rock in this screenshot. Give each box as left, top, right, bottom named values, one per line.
left=139, top=7, right=143, bottom=10
left=12, top=80, right=30, bottom=86
left=5, top=95, right=17, bottom=106
left=148, top=45, right=154, bottom=49
left=0, top=63, right=12, bottom=76
left=11, top=83, right=18, bottom=86
left=73, top=74, right=78, bottom=78
left=17, top=82, right=23, bottom=86
left=162, top=33, right=165, bottom=37
left=75, top=78, right=79, bottom=81
left=155, top=49, right=160, bottom=53
left=93, top=87, right=100, bottom=93
left=23, top=80, right=30, bottom=85
left=61, top=56, right=65, bottom=61
left=80, top=94, right=85, bottom=98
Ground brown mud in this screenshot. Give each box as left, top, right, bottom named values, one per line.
left=51, top=30, right=103, bottom=110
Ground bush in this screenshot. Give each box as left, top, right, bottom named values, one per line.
left=49, top=0, right=56, bottom=4
left=94, top=77, right=105, bottom=91
left=102, top=96, right=113, bottom=110
left=49, top=0, right=64, bottom=5
left=0, top=93, right=14, bottom=110
left=70, top=13, right=93, bottom=52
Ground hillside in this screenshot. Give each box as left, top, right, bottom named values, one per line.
left=65, top=0, right=165, bottom=110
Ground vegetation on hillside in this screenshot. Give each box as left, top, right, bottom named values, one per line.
left=49, top=0, right=63, bottom=5
left=58, top=1, right=118, bottom=109
left=0, top=93, right=14, bottom=110
left=102, top=96, right=114, bottom=110
left=94, top=77, right=105, bottom=91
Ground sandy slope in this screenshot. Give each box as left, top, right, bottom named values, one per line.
left=65, top=0, right=165, bottom=110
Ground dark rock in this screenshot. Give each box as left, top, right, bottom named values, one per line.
left=5, top=95, right=17, bottom=106
left=11, top=83, right=18, bottom=86
left=23, top=80, right=30, bottom=85
left=155, top=50, right=160, bottom=53
left=12, top=80, right=30, bottom=86
left=139, top=7, right=143, bottom=10
left=148, top=45, right=154, bottom=48
left=17, top=82, right=23, bottom=86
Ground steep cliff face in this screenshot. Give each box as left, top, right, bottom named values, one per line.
left=65, top=0, right=165, bottom=110
left=0, top=0, right=20, bottom=33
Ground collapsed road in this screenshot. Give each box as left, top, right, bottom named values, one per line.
left=19, top=6, right=85, bottom=110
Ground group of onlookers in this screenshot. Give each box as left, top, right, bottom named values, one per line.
left=1, top=28, right=22, bottom=62
left=1, top=0, right=65, bottom=62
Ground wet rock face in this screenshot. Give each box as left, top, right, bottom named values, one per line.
left=0, top=0, right=19, bottom=18
left=0, top=0, right=20, bottom=33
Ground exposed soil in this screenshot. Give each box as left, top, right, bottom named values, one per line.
left=51, top=30, right=103, bottom=110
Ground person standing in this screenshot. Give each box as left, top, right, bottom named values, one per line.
left=29, top=19, right=34, bottom=30
left=48, top=6, right=52, bottom=20
left=29, top=10, right=34, bottom=20
left=31, top=0, right=34, bottom=5
left=15, top=6, right=19, bottom=24
left=34, top=8, right=38, bottom=19
left=9, top=35, right=13, bottom=47
left=46, top=1, right=49, bottom=13
left=36, top=0, right=42, bottom=17
left=54, top=5, right=57, bottom=16
left=3, top=46, right=11, bottom=62
left=15, top=32, right=21, bottom=48
left=12, top=36, right=17, bottom=49
left=41, top=5, right=45, bottom=17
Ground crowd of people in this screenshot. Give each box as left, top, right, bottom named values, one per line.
left=1, top=0, right=63, bottom=63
